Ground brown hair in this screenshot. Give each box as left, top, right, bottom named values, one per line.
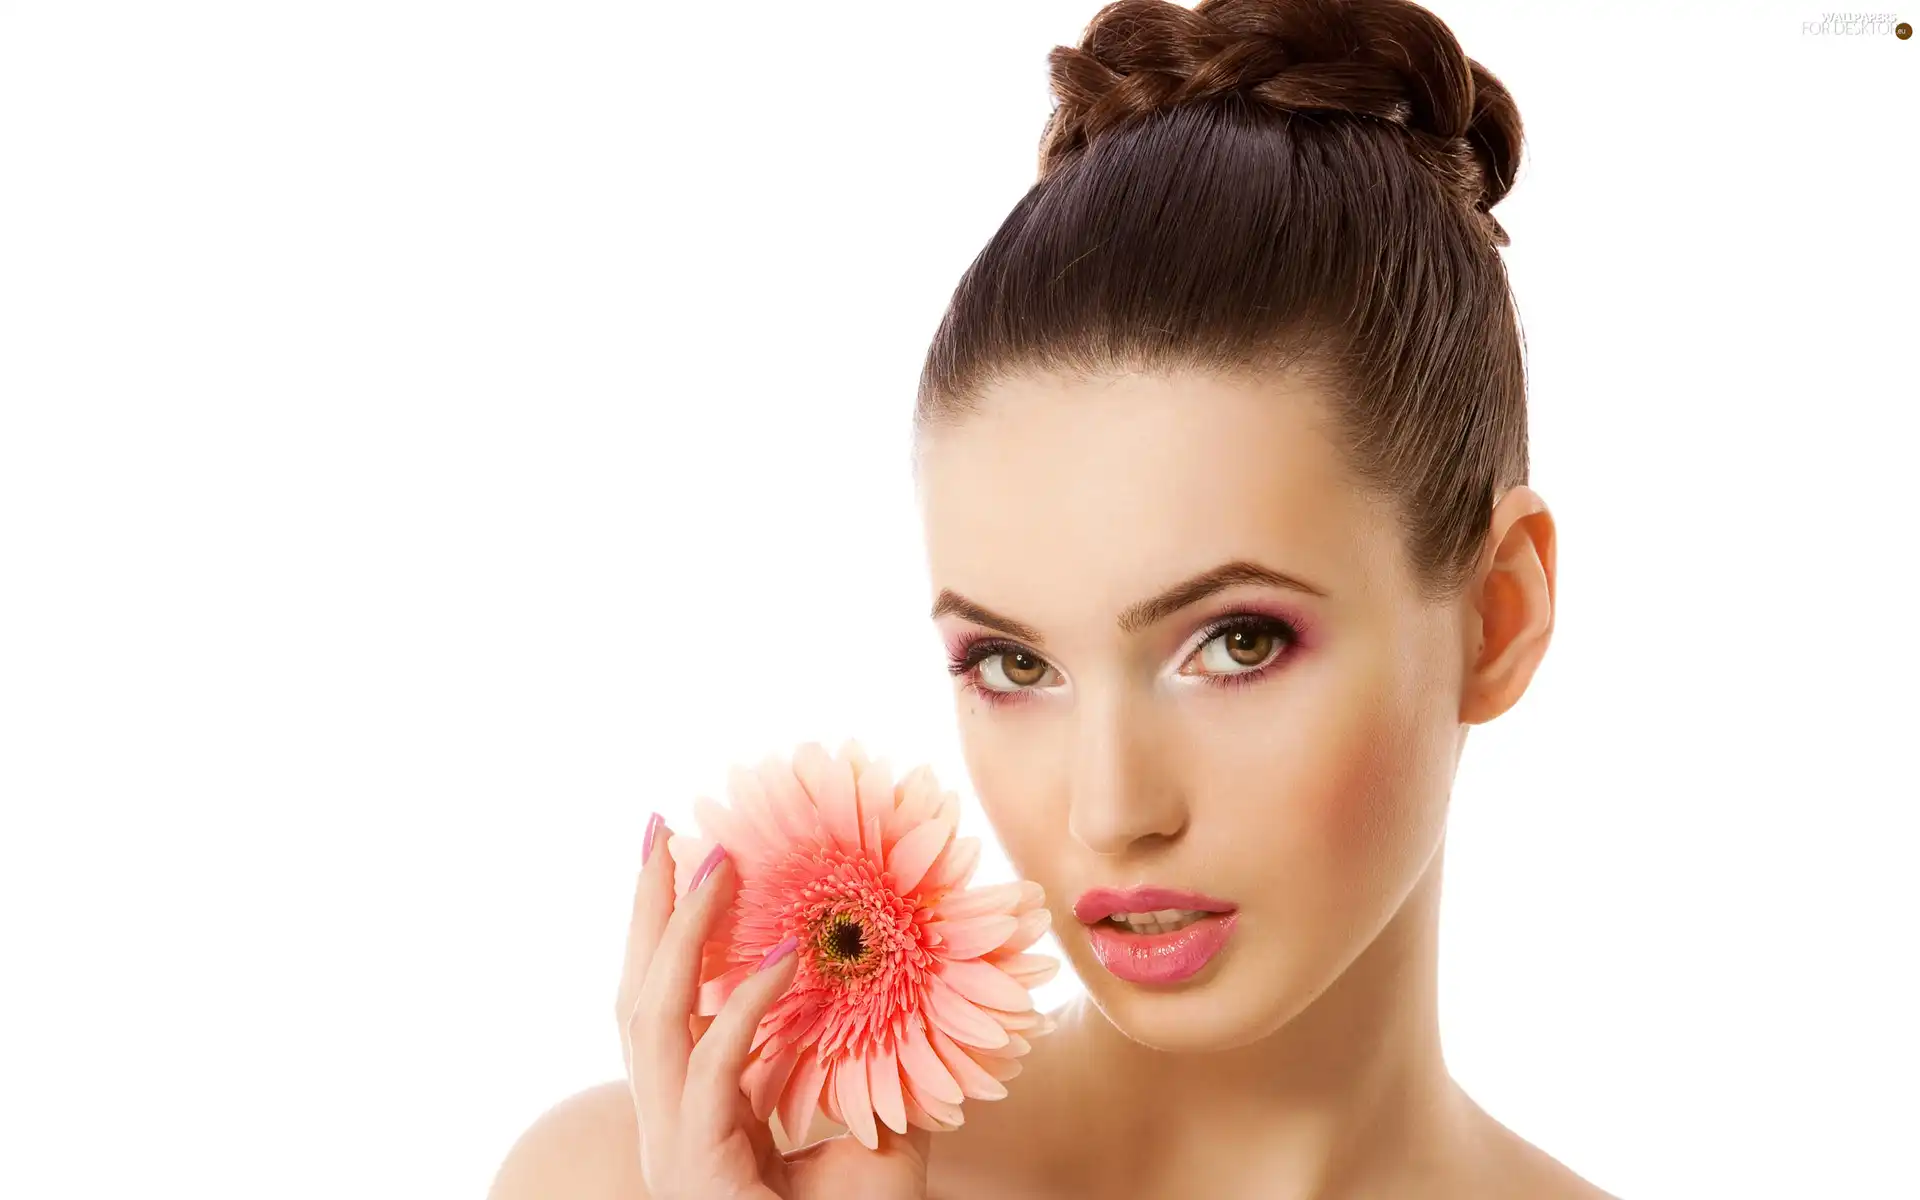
left=914, top=0, right=1529, bottom=604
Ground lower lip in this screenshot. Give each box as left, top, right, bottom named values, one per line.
left=1085, top=912, right=1239, bottom=984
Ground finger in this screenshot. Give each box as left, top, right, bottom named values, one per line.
left=631, top=844, right=735, bottom=1128
left=616, top=813, right=675, bottom=1061
left=683, top=934, right=801, bottom=1146
left=856, top=1123, right=936, bottom=1200
left=687, top=1011, right=716, bottom=1066
left=892, top=1121, right=934, bottom=1173
left=742, top=1091, right=784, bottom=1182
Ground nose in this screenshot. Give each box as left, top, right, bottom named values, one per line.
left=1064, top=693, right=1188, bottom=856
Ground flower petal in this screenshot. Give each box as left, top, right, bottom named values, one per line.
left=971, top=1030, right=1031, bottom=1059
left=776, top=1045, right=829, bottom=1149
left=694, top=794, right=773, bottom=865
left=755, top=754, right=822, bottom=844
left=726, top=765, right=794, bottom=853
left=754, top=988, right=819, bottom=1055
left=695, top=965, right=752, bottom=1017
left=897, top=1016, right=964, bottom=1105
left=834, top=1055, right=880, bottom=1150
left=993, top=1008, right=1055, bottom=1034
left=934, top=956, right=1033, bottom=1012
left=899, top=1086, right=959, bottom=1133
left=925, top=973, right=1010, bottom=1050
left=1000, top=906, right=1052, bottom=953
left=991, top=952, right=1061, bottom=989
left=928, top=1025, right=1009, bottom=1101
left=824, top=756, right=866, bottom=852
left=903, top=1073, right=967, bottom=1128
left=980, top=1055, right=1023, bottom=1083
left=854, top=756, right=895, bottom=836
left=745, top=1044, right=800, bottom=1123
left=884, top=816, right=953, bottom=894
left=796, top=742, right=862, bottom=854
left=867, top=1045, right=908, bottom=1135
left=926, top=914, right=1019, bottom=960
left=822, top=1074, right=843, bottom=1126
left=921, top=835, right=981, bottom=895
left=835, top=737, right=872, bottom=774
left=883, top=765, right=943, bottom=849
left=934, top=881, right=1024, bottom=922
left=762, top=995, right=830, bottom=1063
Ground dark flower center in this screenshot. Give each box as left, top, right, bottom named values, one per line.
left=828, top=919, right=865, bottom=959
left=816, top=913, right=871, bottom=967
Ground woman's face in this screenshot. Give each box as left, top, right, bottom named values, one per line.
left=915, top=368, right=1474, bottom=1053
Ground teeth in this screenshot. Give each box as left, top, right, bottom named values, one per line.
left=1108, top=908, right=1210, bottom=934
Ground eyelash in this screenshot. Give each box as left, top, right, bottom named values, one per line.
left=944, top=613, right=1303, bottom=709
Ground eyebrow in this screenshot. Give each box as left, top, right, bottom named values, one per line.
left=929, top=559, right=1328, bottom=646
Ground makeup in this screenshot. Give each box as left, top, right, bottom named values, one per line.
left=945, top=607, right=1310, bottom=709
left=1074, top=886, right=1240, bottom=985
left=641, top=811, right=664, bottom=865
left=690, top=844, right=728, bottom=891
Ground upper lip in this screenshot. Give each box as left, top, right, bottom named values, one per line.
left=1072, top=886, right=1238, bottom=924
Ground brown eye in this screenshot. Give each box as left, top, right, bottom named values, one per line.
left=1002, top=651, right=1048, bottom=686
left=1224, top=629, right=1272, bottom=666
left=1190, top=620, right=1291, bottom=676
left=977, top=648, right=1056, bottom=693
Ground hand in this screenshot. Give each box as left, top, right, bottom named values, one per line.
left=616, top=815, right=935, bottom=1200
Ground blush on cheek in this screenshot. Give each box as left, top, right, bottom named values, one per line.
left=1316, top=689, right=1459, bottom=910
left=1284, top=669, right=1439, bottom=881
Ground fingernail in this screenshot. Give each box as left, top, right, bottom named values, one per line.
left=641, top=812, right=664, bottom=865
left=758, top=935, right=799, bottom=970
left=690, top=843, right=728, bottom=891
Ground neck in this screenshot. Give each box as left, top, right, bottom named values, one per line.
left=1057, top=837, right=1473, bottom=1198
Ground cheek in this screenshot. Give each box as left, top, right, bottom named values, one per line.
left=1297, top=654, right=1455, bottom=888
left=1198, top=646, right=1449, bottom=893
left=1313, top=708, right=1434, bottom=876
left=955, top=708, right=1057, bottom=878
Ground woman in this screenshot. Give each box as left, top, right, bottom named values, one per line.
left=490, top=0, right=1616, bottom=1196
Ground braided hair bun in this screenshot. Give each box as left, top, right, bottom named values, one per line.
left=1039, top=0, right=1521, bottom=246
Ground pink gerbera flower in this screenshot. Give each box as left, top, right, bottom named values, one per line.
left=667, top=739, right=1059, bottom=1150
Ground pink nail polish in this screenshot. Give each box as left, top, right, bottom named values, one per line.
left=690, top=844, right=728, bottom=891
left=641, top=812, right=664, bottom=865
left=758, top=935, right=799, bottom=970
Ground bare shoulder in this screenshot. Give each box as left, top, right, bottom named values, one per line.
left=1466, top=1100, right=1622, bottom=1200
left=1482, top=1139, right=1621, bottom=1200
left=484, top=1003, right=1082, bottom=1200
left=486, top=1082, right=647, bottom=1200
left=485, top=1081, right=861, bottom=1200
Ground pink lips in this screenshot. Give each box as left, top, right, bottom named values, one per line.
left=1074, top=886, right=1240, bottom=985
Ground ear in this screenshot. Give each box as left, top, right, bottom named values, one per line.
left=1459, top=485, right=1557, bottom=726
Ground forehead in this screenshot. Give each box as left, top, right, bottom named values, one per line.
left=916, top=369, right=1400, bottom=621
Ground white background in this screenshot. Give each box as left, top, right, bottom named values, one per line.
left=2, top=2, right=1915, bottom=1197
